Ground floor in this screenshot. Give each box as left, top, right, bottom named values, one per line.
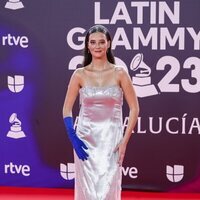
left=0, top=187, right=200, bottom=200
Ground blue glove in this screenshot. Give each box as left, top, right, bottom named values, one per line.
left=64, top=116, right=89, bottom=161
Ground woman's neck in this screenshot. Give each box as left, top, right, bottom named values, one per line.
left=90, top=59, right=109, bottom=70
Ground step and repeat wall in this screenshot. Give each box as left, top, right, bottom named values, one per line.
left=0, top=0, right=200, bottom=192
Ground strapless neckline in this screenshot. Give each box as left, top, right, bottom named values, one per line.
left=80, top=85, right=122, bottom=91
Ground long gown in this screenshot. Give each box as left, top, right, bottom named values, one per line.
left=75, top=85, right=123, bottom=200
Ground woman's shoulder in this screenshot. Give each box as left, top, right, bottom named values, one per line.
left=113, top=65, right=129, bottom=75
left=70, top=68, right=85, bottom=85
left=73, top=67, right=85, bottom=76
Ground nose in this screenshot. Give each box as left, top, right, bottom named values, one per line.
left=95, top=43, right=101, bottom=48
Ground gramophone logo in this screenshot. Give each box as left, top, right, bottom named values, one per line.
left=130, top=53, right=158, bottom=98
left=7, top=113, right=26, bottom=139
left=5, top=0, right=24, bottom=10
left=7, top=75, right=24, bottom=93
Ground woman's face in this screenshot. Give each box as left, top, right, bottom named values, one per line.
left=88, top=32, right=110, bottom=59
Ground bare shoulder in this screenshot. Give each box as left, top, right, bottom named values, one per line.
left=69, top=67, right=85, bottom=87
left=73, top=67, right=84, bottom=76
left=71, top=67, right=84, bottom=80
left=114, top=65, right=129, bottom=77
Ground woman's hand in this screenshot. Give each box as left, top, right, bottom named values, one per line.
left=114, top=140, right=127, bottom=166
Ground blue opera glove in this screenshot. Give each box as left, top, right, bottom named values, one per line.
left=64, top=116, right=89, bottom=161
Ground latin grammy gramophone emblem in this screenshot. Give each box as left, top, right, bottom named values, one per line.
left=5, top=0, right=24, bottom=10
left=7, top=113, right=26, bottom=139
left=130, top=53, right=158, bottom=97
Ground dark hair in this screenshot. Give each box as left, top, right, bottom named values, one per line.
left=82, top=25, right=115, bottom=66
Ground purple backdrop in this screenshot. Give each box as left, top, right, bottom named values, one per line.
left=0, top=0, right=200, bottom=192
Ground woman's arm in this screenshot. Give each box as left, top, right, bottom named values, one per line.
left=120, top=67, right=139, bottom=145
left=62, top=68, right=89, bottom=161
left=115, top=67, right=139, bottom=166
left=62, top=68, right=83, bottom=117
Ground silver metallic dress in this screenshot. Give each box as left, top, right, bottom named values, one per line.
left=75, top=85, right=123, bottom=200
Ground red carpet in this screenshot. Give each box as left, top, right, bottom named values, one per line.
left=0, top=187, right=200, bottom=200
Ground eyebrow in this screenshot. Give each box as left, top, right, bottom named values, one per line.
left=89, top=39, right=106, bottom=42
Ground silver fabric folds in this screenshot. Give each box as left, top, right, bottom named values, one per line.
left=75, top=85, right=123, bottom=200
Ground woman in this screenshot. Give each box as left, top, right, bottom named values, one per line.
left=63, top=25, right=139, bottom=200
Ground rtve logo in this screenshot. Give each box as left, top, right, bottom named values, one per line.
left=2, top=34, right=29, bottom=48
left=4, top=162, right=31, bottom=177
left=122, top=166, right=138, bottom=179
left=166, top=165, right=184, bottom=182
left=60, top=163, right=75, bottom=180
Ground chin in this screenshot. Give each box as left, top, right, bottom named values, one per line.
left=92, top=53, right=106, bottom=58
